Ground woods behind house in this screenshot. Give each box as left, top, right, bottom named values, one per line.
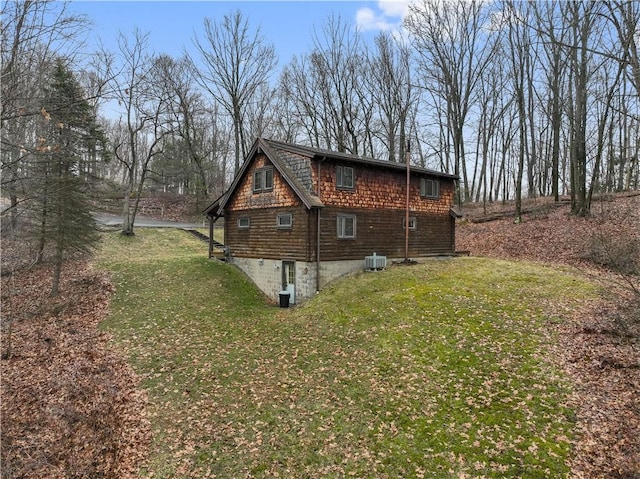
left=2, top=0, right=639, bottom=287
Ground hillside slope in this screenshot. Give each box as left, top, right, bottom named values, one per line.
left=456, top=193, right=639, bottom=273
left=2, top=193, right=638, bottom=478
left=457, top=193, right=640, bottom=478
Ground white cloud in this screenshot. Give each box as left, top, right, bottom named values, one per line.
left=356, top=1, right=411, bottom=32
left=356, top=7, right=394, bottom=31
left=379, top=0, right=411, bottom=18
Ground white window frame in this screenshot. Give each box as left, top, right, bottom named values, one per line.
left=403, top=216, right=417, bottom=230
left=337, top=214, right=356, bottom=239
left=420, top=178, right=440, bottom=199
left=264, top=167, right=274, bottom=190
left=238, top=217, right=250, bottom=229
left=253, top=167, right=274, bottom=193
left=276, top=212, right=292, bottom=229
left=336, top=165, right=354, bottom=189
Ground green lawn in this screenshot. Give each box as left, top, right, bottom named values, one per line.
left=96, top=229, right=599, bottom=478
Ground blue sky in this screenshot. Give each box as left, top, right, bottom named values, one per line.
left=69, top=0, right=410, bottom=67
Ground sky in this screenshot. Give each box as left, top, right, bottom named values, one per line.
left=68, top=0, right=411, bottom=69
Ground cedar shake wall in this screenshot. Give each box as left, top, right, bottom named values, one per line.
left=312, top=159, right=456, bottom=260
left=315, top=159, right=455, bottom=214
left=228, top=154, right=302, bottom=211
left=223, top=153, right=456, bottom=262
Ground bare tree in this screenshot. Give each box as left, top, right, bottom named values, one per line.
left=406, top=0, right=499, bottom=204
left=306, top=15, right=368, bottom=154
left=193, top=10, right=277, bottom=174
left=565, top=1, right=600, bottom=216
left=473, top=55, right=511, bottom=207
left=503, top=1, right=537, bottom=223
left=153, top=54, right=215, bottom=199
left=532, top=1, right=571, bottom=202
left=279, top=55, right=328, bottom=148
left=106, top=29, right=172, bottom=235
left=269, top=74, right=302, bottom=144
left=243, top=82, right=278, bottom=141
left=366, top=31, right=414, bottom=162
left=603, top=1, right=640, bottom=96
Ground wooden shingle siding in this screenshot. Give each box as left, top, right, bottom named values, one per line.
left=316, top=159, right=454, bottom=214
left=318, top=207, right=454, bottom=260
left=226, top=206, right=312, bottom=260
left=205, top=138, right=460, bottom=301
left=228, top=154, right=302, bottom=211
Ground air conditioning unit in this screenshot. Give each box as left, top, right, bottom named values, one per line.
left=365, top=253, right=386, bottom=271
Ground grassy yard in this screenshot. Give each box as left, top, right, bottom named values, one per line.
left=96, top=229, right=599, bottom=478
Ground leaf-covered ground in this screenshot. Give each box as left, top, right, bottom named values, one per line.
left=93, top=229, right=599, bottom=477
left=2, top=193, right=638, bottom=478
left=457, top=193, right=640, bottom=478
left=0, top=260, right=151, bottom=478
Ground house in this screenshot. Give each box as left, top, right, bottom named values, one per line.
left=204, top=138, right=460, bottom=304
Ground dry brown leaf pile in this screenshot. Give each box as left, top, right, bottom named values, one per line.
left=1, top=260, right=151, bottom=479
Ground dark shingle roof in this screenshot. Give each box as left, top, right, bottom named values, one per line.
left=204, top=137, right=458, bottom=217
left=262, top=138, right=459, bottom=180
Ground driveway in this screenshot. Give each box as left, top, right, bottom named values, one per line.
left=94, top=213, right=206, bottom=229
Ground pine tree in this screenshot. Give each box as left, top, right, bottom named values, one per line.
left=33, top=58, right=105, bottom=296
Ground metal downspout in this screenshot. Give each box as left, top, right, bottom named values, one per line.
left=316, top=157, right=324, bottom=293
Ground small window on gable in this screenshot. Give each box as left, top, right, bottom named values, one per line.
left=253, top=167, right=274, bottom=193
left=238, top=217, right=250, bottom=229
left=403, top=217, right=417, bottom=230
left=277, top=213, right=292, bottom=229
left=336, top=165, right=354, bottom=189
left=420, top=178, right=440, bottom=199
left=337, top=214, right=356, bottom=239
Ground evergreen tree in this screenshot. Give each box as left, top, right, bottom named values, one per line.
left=33, top=58, right=105, bottom=295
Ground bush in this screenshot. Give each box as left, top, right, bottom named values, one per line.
left=586, top=230, right=639, bottom=276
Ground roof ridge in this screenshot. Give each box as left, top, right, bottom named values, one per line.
left=262, top=137, right=458, bottom=179
left=261, top=138, right=319, bottom=158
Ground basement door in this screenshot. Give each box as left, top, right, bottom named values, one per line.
left=282, top=260, right=295, bottom=305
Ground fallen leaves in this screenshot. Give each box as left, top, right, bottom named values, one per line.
left=457, top=193, right=640, bottom=479
left=1, top=259, right=151, bottom=478
left=2, top=192, right=638, bottom=478
left=96, top=231, right=591, bottom=478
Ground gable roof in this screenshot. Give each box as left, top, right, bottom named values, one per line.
left=204, top=137, right=458, bottom=217
left=264, top=139, right=459, bottom=181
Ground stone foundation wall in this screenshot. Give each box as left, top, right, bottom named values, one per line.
left=230, top=256, right=379, bottom=303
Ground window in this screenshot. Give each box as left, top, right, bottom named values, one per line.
left=277, top=213, right=292, bottom=229
left=420, top=178, right=440, bottom=199
left=264, top=168, right=273, bottom=189
left=337, top=214, right=356, bottom=239
left=253, top=167, right=274, bottom=193
left=403, top=217, right=417, bottom=230
left=238, top=217, right=250, bottom=229
left=336, top=165, right=354, bottom=189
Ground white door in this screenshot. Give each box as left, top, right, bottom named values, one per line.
left=283, top=261, right=295, bottom=304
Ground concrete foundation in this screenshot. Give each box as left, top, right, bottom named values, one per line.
left=229, top=256, right=377, bottom=303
